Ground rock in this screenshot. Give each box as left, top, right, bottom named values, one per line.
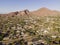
left=24, top=9, right=29, bottom=15
left=51, top=36, right=57, bottom=38
left=3, top=37, right=9, bottom=41
left=18, top=9, right=29, bottom=15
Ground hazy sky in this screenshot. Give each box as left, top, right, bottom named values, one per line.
left=0, top=0, right=60, bottom=13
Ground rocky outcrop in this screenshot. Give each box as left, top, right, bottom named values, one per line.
left=18, top=9, right=30, bottom=15
left=5, top=9, right=30, bottom=16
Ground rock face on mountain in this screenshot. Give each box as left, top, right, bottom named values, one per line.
left=7, top=9, right=30, bottom=16
left=31, top=7, right=60, bottom=16
left=18, top=9, right=30, bottom=15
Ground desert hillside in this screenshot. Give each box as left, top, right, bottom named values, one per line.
left=31, top=7, right=60, bottom=16
left=0, top=8, right=60, bottom=45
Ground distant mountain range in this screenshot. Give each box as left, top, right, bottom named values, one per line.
left=0, top=7, right=60, bottom=16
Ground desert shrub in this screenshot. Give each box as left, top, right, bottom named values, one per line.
left=0, top=33, right=4, bottom=41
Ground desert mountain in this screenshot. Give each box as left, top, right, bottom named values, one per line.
left=0, top=9, right=30, bottom=16
left=0, top=7, right=60, bottom=16
left=8, top=9, right=30, bottom=16
left=31, top=7, right=60, bottom=16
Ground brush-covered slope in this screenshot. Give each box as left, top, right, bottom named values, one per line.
left=0, top=7, right=60, bottom=45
